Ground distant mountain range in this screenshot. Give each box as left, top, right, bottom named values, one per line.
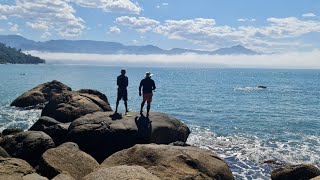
left=0, top=35, right=258, bottom=55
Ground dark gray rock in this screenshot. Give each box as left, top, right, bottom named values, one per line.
left=67, top=112, right=190, bottom=162
left=101, top=144, right=234, bottom=180
left=29, top=116, right=70, bottom=145
left=0, top=146, right=10, bottom=158
left=41, top=90, right=112, bottom=123
left=39, top=142, right=99, bottom=179
left=2, top=128, right=24, bottom=136
left=0, top=131, right=55, bottom=166
left=11, top=80, right=71, bottom=108
left=271, top=164, right=320, bottom=180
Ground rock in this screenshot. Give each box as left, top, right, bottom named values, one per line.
left=311, top=176, right=320, bottom=180
left=29, top=116, right=70, bottom=145
left=0, top=157, right=35, bottom=180
left=22, top=173, right=48, bottom=180
left=67, top=112, right=190, bottom=162
left=52, top=173, right=76, bottom=180
left=39, top=142, right=99, bottom=179
left=0, top=131, right=55, bottom=166
left=2, top=128, right=24, bottom=136
left=11, top=80, right=72, bottom=108
left=41, top=90, right=112, bottom=123
left=83, top=165, right=161, bottom=180
left=101, top=144, right=234, bottom=180
left=271, top=164, right=320, bottom=180
left=0, top=146, right=10, bottom=158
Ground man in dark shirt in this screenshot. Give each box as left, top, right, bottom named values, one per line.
left=115, top=69, right=129, bottom=114
left=139, top=72, right=156, bottom=117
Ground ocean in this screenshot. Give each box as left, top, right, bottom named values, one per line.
left=0, top=64, right=319, bottom=179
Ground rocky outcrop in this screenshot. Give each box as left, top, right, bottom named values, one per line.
left=101, top=144, right=234, bottom=180
left=83, top=165, right=161, bottom=180
left=39, top=142, right=99, bottom=179
left=0, top=131, right=55, bottom=166
left=271, top=164, right=320, bottom=180
left=2, top=128, right=24, bottom=136
left=311, top=176, right=320, bottom=180
left=67, top=112, right=190, bottom=162
left=0, top=157, right=35, bottom=180
left=29, top=116, right=70, bottom=145
left=11, top=80, right=71, bottom=108
left=41, top=90, right=112, bottom=123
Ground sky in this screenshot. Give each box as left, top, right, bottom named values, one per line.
left=1, top=0, right=320, bottom=53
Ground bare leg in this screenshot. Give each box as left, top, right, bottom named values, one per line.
left=124, top=100, right=128, bottom=113
left=146, top=103, right=151, bottom=117
left=140, top=100, right=146, bottom=114
left=115, top=99, right=120, bottom=113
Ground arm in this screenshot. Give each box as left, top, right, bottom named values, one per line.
left=152, top=80, right=156, bottom=91
left=139, top=80, right=143, bottom=96
left=117, top=76, right=119, bottom=86
left=125, top=77, right=128, bottom=87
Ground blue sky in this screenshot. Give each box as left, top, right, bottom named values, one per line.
left=1, top=0, right=320, bottom=52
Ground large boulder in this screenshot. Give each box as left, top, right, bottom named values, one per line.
left=22, top=173, right=48, bottom=180
left=311, top=176, right=320, bottom=180
left=271, top=164, right=320, bottom=180
left=0, top=131, right=55, bottom=166
left=52, top=173, right=76, bottom=180
left=0, top=157, right=35, bottom=180
left=67, top=112, right=190, bottom=162
left=39, top=142, right=99, bottom=179
left=2, top=128, right=24, bottom=136
left=29, top=116, right=70, bottom=145
left=11, top=80, right=71, bottom=108
left=41, top=90, right=112, bottom=123
left=101, top=144, right=234, bottom=180
left=83, top=165, right=161, bottom=180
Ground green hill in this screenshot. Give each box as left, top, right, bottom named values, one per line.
left=0, top=43, right=45, bottom=64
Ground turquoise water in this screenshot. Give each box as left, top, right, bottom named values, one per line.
left=0, top=64, right=319, bottom=179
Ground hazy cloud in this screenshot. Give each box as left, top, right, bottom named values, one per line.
left=8, top=22, right=19, bottom=32
left=67, top=0, right=142, bottom=14
left=238, top=18, right=256, bottom=22
left=29, top=51, right=320, bottom=69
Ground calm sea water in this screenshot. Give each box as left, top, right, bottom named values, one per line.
left=0, top=64, right=319, bottom=179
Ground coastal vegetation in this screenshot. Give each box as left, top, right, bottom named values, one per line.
left=0, top=43, right=45, bottom=64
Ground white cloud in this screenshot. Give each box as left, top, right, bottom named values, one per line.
left=302, top=13, right=316, bottom=17
left=109, top=26, right=121, bottom=33
left=162, top=3, right=168, bottom=6
left=41, top=32, right=52, bottom=39
left=67, top=0, right=142, bottom=14
left=116, top=16, right=160, bottom=33
left=29, top=51, right=320, bottom=69
left=8, top=22, right=19, bottom=32
left=0, top=0, right=85, bottom=37
left=26, top=20, right=49, bottom=31
left=238, top=18, right=256, bottom=22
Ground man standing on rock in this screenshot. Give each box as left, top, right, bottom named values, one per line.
left=115, top=69, right=129, bottom=114
left=139, top=72, right=156, bottom=117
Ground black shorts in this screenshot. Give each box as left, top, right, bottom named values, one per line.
left=117, top=88, right=128, bottom=101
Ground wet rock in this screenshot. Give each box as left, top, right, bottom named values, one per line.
left=11, top=80, right=71, bottom=108
left=101, top=144, right=234, bottom=180
left=39, top=142, right=99, bottom=179
left=271, top=164, right=320, bottom=180
left=83, top=165, right=161, bottom=180
left=29, top=116, right=70, bottom=145
left=0, top=157, right=35, bottom=180
left=67, top=112, right=190, bottom=162
left=41, top=90, right=112, bottom=123
left=2, top=128, right=24, bottom=136
left=0, top=131, right=55, bottom=166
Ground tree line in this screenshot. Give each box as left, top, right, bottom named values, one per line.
left=0, top=43, right=45, bottom=64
